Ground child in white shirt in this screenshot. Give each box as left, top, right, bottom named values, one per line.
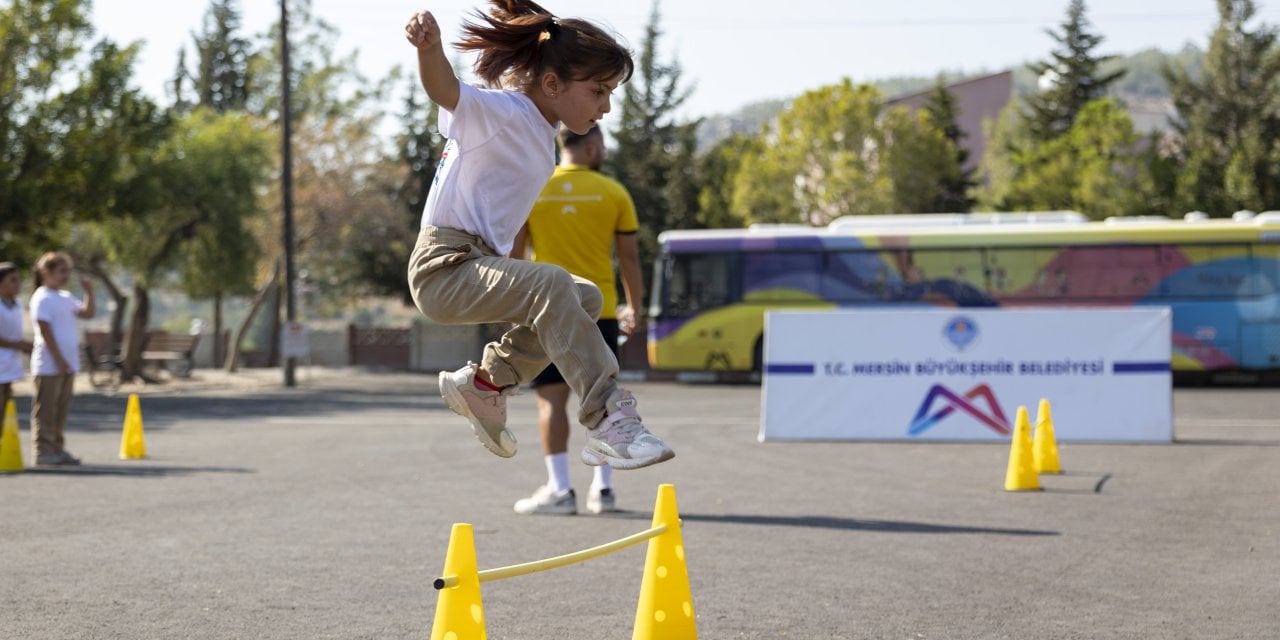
left=404, top=2, right=673, bottom=470
left=29, top=252, right=94, bottom=466
left=0, top=263, right=32, bottom=416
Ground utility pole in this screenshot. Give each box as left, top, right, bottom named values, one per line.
left=280, top=0, right=298, bottom=388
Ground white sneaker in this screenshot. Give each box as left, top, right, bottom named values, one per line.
left=35, top=451, right=80, bottom=466
left=586, top=487, right=618, bottom=514
left=438, top=362, right=518, bottom=458
left=513, top=485, right=577, bottom=515
left=581, top=389, right=674, bottom=470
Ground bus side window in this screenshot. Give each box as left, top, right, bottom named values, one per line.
left=667, top=253, right=734, bottom=316
left=1166, top=245, right=1260, bottom=299
left=741, top=252, right=822, bottom=301
left=823, top=250, right=897, bottom=301
left=986, top=248, right=1062, bottom=301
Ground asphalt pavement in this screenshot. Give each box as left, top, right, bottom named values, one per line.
left=1, top=372, right=1277, bottom=639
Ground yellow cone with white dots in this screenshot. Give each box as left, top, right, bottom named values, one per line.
left=633, top=483, right=697, bottom=640
left=1004, top=406, right=1040, bottom=491
left=1033, top=399, right=1062, bottom=474
left=430, top=523, right=487, bottom=640
left=119, top=393, right=147, bottom=460
left=0, top=399, right=25, bottom=473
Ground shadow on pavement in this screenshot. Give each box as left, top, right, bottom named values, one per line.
left=22, top=464, right=254, bottom=478
left=1175, top=438, right=1280, bottom=447
left=602, top=511, right=1058, bottom=537
left=6, top=384, right=442, bottom=435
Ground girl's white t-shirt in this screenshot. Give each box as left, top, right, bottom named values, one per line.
left=420, top=82, right=558, bottom=256
left=30, top=287, right=83, bottom=376
left=0, top=298, right=25, bottom=383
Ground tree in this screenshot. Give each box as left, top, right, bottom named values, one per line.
left=883, top=105, right=967, bottom=214
left=920, top=82, right=977, bottom=212
left=221, top=0, right=379, bottom=369
left=732, top=80, right=896, bottom=225
left=0, top=0, right=167, bottom=267
left=610, top=1, right=696, bottom=295
left=103, top=109, right=271, bottom=381
left=170, top=0, right=260, bottom=366
left=694, top=134, right=755, bottom=229
left=1164, top=0, right=1280, bottom=215
left=1025, top=0, right=1125, bottom=141
left=347, top=69, right=445, bottom=304
left=183, top=0, right=254, bottom=114
left=1002, top=99, right=1151, bottom=218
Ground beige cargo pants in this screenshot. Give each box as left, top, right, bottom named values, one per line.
left=408, top=226, right=618, bottom=429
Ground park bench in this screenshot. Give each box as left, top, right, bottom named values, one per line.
left=82, top=342, right=122, bottom=390
left=141, top=333, right=200, bottom=378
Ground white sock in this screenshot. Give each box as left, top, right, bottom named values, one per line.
left=546, top=453, right=571, bottom=494
left=591, top=463, right=613, bottom=491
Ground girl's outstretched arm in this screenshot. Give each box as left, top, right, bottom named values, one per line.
left=405, top=10, right=460, bottom=111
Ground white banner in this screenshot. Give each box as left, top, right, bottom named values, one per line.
left=761, top=308, right=1172, bottom=442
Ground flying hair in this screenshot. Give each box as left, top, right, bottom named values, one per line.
left=456, top=0, right=634, bottom=90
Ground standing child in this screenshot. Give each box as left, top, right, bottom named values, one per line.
left=404, top=1, right=674, bottom=469
left=0, top=263, right=33, bottom=414
left=29, top=252, right=94, bottom=466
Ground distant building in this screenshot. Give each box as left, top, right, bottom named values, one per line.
left=886, top=71, right=1013, bottom=173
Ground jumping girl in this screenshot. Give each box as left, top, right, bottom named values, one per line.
left=403, top=1, right=674, bottom=469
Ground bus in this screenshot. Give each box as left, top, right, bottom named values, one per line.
left=646, top=211, right=1280, bottom=375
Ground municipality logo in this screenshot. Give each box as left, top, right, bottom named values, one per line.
left=944, top=316, right=978, bottom=352
left=908, top=383, right=1011, bottom=436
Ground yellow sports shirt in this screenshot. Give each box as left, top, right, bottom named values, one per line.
left=526, top=165, right=638, bottom=319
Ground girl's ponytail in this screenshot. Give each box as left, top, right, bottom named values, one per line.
left=457, top=0, right=633, bottom=90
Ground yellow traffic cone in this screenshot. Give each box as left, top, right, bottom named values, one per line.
left=0, top=399, right=24, bottom=473
left=119, top=393, right=147, bottom=460
left=430, top=523, right=487, bottom=640
left=1033, top=398, right=1062, bottom=474
left=633, top=484, right=697, bottom=640
left=1004, top=406, right=1040, bottom=491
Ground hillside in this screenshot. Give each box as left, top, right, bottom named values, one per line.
left=696, top=46, right=1206, bottom=148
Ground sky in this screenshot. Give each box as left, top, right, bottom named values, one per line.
left=88, top=0, right=1280, bottom=118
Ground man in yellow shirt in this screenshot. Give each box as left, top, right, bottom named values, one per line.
left=510, top=125, right=643, bottom=515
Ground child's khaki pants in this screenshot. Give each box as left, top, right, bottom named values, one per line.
left=408, top=226, right=618, bottom=429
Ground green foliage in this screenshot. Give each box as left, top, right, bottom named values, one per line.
left=920, top=83, right=977, bottom=212
left=0, top=0, right=167, bottom=266
left=176, top=0, right=253, bottom=113
left=694, top=134, right=754, bottom=229
left=1163, top=0, right=1280, bottom=215
left=609, top=2, right=697, bottom=296
left=348, top=69, right=445, bottom=304
left=1024, top=0, right=1125, bottom=141
left=1000, top=99, right=1151, bottom=218
left=105, top=109, right=270, bottom=289
left=247, top=0, right=370, bottom=122
left=727, top=79, right=967, bottom=224
left=884, top=106, right=967, bottom=214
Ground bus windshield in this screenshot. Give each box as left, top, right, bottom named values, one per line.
left=656, top=252, right=737, bottom=319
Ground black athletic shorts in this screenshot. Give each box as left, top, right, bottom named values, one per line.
left=531, top=319, right=620, bottom=387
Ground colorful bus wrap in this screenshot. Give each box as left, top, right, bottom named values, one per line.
left=647, top=212, right=1280, bottom=373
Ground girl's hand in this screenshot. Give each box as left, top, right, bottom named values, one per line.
left=79, top=276, right=92, bottom=292
left=55, top=356, right=70, bottom=375
left=405, top=11, right=442, bottom=50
